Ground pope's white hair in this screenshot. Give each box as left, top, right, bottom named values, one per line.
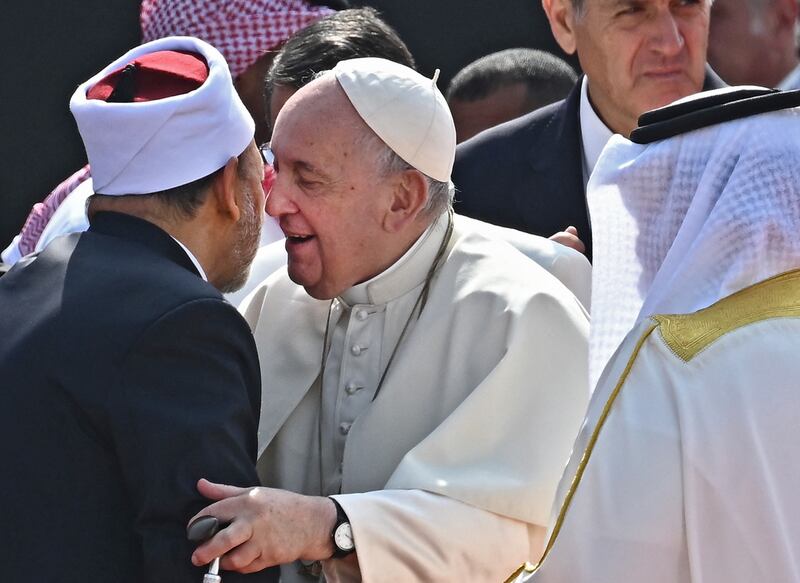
left=358, top=127, right=454, bottom=217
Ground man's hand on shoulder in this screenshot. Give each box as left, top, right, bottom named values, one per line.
left=190, top=479, right=338, bottom=573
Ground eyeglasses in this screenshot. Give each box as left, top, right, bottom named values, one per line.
left=259, top=142, right=275, bottom=166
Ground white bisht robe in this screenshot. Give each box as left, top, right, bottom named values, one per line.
left=240, top=212, right=591, bottom=582
left=511, top=269, right=800, bottom=583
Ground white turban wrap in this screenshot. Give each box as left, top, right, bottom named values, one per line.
left=70, top=36, right=255, bottom=196
left=140, top=0, right=336, bottom=78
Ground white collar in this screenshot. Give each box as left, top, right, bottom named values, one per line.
left=579, top=76, right=615, bottom=180
left=778, top=63, right=800, bottom=91
left=339, top=212, right=449, bottom=307
left=170, top=236, right=208, bottom=281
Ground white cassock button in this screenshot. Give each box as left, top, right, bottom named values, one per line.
left=356, top=310, right=368, bottom=321
left=345, top=383, right=362, bottom=395
left=339, top=422, right=352, bottom=435
left=350, top=344, right=365, bottom=356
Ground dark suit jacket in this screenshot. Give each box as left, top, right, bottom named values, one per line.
left=453, top=69, right=725, bottom=261
left=0, top=212, right=278, bottom=583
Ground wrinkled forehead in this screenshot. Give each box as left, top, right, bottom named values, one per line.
left=577, top=0, right=712, bottom=14
left=272, top=74, right=368, bottom=145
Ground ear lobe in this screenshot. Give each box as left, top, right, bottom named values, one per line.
left=775, top=0, right=799, bottom=34
left=543, top=0, right=579, bottom=55
left=383, top=169, right=429, bottom=233
left=211, top=157, right=242, bottom=222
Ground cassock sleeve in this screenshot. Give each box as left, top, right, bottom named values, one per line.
left=323, top=489, right=543, bottom=583
left=106, top=298, right=277, bottom=583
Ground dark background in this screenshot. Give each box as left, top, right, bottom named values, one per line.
left=0, top=1, right=567, bottom=249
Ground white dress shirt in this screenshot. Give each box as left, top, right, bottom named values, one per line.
left=171, top=236, right=208, bottom=281
left=779, top=63, right=800, bottom=91
left=578, top=76, right=614, bottom=187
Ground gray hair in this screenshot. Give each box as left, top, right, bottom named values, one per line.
left=571, top=0, right=714, bottom=19
left=357, top=127, right=454, bottom=218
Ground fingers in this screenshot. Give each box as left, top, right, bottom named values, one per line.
left=197, top=478, right=248, bottom=501
left=192, top=519, right=253, bottom=566
left=189, top=498, right=241, bottom=528
left=549, top=227, right=586, bottom=253
left=220, top=541, right=264, bottom=572
left=566, top=235, right=586, bottom=253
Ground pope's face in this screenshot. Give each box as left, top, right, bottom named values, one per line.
left=570, top=0, right=710, bottom=135
left=266, top=78, right=395, bottom=300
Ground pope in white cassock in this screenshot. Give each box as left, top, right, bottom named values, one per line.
left=509, top=88, right=800, bottom=583
left=189, top=57, right=592, bottom=582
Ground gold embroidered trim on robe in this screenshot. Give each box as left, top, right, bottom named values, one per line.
left=506, top=321, right=659, bottom=580
left=654, top=269, right=800, bottom=362
left=503, top=268, right=800, bottom=582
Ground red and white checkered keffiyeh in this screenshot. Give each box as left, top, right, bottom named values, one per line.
left=140, top=0, right=335, bottom=78
left=17, top=165, right=92, bottom=257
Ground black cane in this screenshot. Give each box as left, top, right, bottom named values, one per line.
left=187, top=515, right=223, bottom=583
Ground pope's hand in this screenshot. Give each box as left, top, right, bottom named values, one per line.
left=549, top=226, right=586, bottom=254
left=190, top=478, right=337, bottom=573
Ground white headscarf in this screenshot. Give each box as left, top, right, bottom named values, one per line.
left=587, top=105, right=800, bottom=389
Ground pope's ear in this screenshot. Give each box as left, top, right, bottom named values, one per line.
left=383, top=169, right=429, bottom=233
left=210, top=157, right=242, bottom=222
left=543, top=0, right=579, bottom=55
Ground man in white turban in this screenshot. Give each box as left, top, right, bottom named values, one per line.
left=190, top=57, right=591, bottom=582
left=509, top=87, right=800, bottom=583
left=0, top=37, right=275, bottom=582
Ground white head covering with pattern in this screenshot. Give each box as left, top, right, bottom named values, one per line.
left=587, top=103, right=800, bottom=390
left=140, top=0, right=335, bottom=78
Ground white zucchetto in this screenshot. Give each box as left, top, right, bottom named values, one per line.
left=333, top=57, right=456, bottom=183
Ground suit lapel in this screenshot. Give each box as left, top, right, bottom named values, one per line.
left=525, top=81, right=592, bottom=259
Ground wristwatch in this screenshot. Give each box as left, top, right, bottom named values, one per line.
left=329, top=498, right=355, bottom=558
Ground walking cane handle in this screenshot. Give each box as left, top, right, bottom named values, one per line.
left=187, top=516, right=220, bottom=542
left=187, top=516, right=223, bottom=583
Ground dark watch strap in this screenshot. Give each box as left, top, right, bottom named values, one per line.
left=329, top=497, right=355, bottom=558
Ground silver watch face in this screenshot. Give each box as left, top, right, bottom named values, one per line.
left=334, top=522, right=355, bottom=551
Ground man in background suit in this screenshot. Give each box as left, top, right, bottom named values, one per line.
left=0, top=38, right=276, bottom=582
left=453, top=0, right=719, bottom=259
